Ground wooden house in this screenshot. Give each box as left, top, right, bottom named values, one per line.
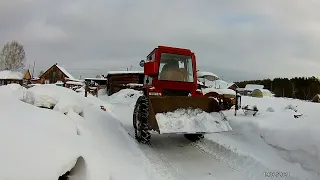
left=39, top=63, right=75, bottom=84
left=19, top=69, right=32, bottom=85
left=0, top=70, right=24, bottom=86
left=106, top=71, right=144, bottom=95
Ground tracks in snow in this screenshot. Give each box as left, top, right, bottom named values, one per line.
left=111, top=104, right=250, bottom=180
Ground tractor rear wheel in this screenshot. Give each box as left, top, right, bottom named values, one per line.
left=133, top=96, right=151, bottom=144
left=184, top=133, right=204, bottom=142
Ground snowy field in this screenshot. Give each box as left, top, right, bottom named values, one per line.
left=0, top=84, right=319, bottom=180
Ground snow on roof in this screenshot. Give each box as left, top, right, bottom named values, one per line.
left=0, top=70, right=24, bottom=79
left=245, top=84, right=264, bottom=91
left=106, top=71, right=144, bottom=76
left=200, top=79, right=234, bottom=89
left=197, top=71, right=219, bottom=80
left=66, top=81, right=84, bottom=86
left=55, top=65, right=75, bottom=80
left=85, top=78, right=107, bottom=81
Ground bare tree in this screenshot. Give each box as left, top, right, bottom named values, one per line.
left=0, top=40, right=26, bottom=71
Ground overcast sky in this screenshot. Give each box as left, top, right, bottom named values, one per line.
left=1, top=0, right=320, bottom=82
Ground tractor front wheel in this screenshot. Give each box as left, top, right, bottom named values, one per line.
left=133, top=96, right=151, bottom=144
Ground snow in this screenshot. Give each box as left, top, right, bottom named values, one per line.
left=206, top=96, right=320, bottom=180
left=245, top=84, right=264, bottom=91
left=0, top=83, right=163, bottom=180
left=105, top=88, right=143, bottom=107
left=127, top=83, right=143, bottom=87
left=202, top=87, right=236, bottom=96
left=199, top=78, right=235, bottom=89
left=2, top=80, right=320, bottom=180
left=66, top=81, right=84, bottom=86
left=0, top=70, right=24, bottom=79
left=106, top=70, right=143, bottom=76
left=56, top=64, right=75, bottom=80
left=85, top=78, right=107, bottom=81
left=252, top=88, right=273, bottom=97
left=197, top=71, right=219, bottom=80
left=156, top=108, right=232, bottom=134
left=101, top=89, right=320, bottom=180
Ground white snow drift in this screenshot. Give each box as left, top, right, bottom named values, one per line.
left=0, top=84, right=162, bottom=180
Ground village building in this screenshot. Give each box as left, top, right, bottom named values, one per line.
left=106, top=71, right=144, bottom=95
left=0, top=70, right=24, bottom=86
left=39, top=63, right=75, bottom=84
left=19, top=69, right=32, bottom=85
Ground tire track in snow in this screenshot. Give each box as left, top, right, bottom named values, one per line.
left=121, top=124, right=187, bottom=180
left=112, top=104, right=249, bottom=180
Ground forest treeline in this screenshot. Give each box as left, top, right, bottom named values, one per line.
left=235, top=76, right=320, bottom=100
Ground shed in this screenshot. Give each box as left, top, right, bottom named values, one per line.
left=106, top=71, right=144, bottom=95
left=0, top=70, right=24, bottom=86
left=39, top=63, right=75, bottom=84
left=245, top=84, right=264, bottom=91
left=311, top=94, right=320, bottom=103
left=251, top=89, right=272, bottom=98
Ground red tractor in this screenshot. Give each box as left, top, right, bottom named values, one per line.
left=133, top=46, right=232, bottom=144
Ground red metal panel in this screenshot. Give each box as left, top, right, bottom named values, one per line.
left=144, top=61, right=158, bottom=76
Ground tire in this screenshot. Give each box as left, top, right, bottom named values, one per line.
left=184, top=133, right=204, bottom=142
left=133, top=96, right=151, bottom=144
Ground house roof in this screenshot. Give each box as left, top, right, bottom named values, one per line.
left=245, top=84, right=264, bottom=91
left=106, top=71, right=144, bottom=77
left=55, top=64, right=75, bottom=80
left=39, top=64, right=75, bottom=80
left=0, top=70, right=24, bottom=79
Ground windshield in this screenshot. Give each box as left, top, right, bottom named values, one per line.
left=158, top=53, right=194, bottom=82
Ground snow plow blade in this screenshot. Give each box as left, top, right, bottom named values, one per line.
left=147, top=96, right=233, bottom=134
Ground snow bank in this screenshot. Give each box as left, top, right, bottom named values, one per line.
left=0, top=84, right=161, bottom=180
left=156, top=108, right=232, bottom=134
left=106, top=88, right=142, bottom=107
left=0, top=83, right=27, bottom=100
left=207, top=96, right=320, bottom=180
left=23, top=84, right=92, bottom=114
left=0, top=96, right=82, bottom=180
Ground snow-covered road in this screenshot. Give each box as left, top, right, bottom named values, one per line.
left=111, top=103, right=250, bottom=180
left=102, top=89, right=319, bottom=180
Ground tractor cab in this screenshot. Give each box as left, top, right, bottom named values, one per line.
left=140, top=46, right=199, bottom=96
